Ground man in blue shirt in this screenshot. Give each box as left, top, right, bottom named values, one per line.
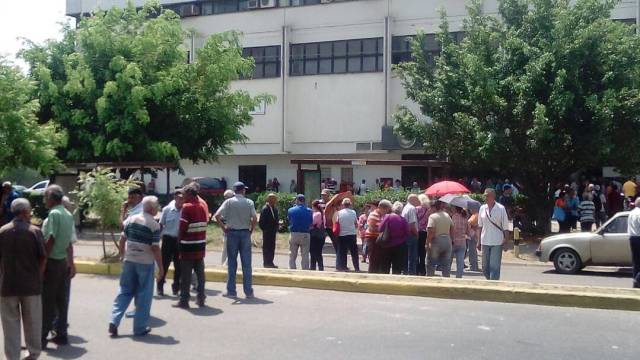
left=287, top=195, right=313, bottom=270
left=1, top=182, right=19, bottom=225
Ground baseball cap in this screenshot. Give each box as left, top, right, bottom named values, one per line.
left=296, top=194, right=306, bottom=202
left=233, top=181, right=248, bottom=191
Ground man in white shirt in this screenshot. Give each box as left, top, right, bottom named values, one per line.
left=357, top=180, right=367, bottom=195
left=477, top=188, right=510, bottom=280
left=401, top=194, right=420, bottom=275
left=627, top=198, right=640, bottom=288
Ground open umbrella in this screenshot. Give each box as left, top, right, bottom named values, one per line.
left=425, top=181, right=470, bottom=197
left=439, top=194, right=481, bottom=210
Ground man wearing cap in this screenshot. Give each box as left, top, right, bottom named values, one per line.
left=259, top=193, right=279, bottom=268
left=287, top=195, right=313, bottom=270
left=120, top=187, right=144, bottom=225
left=157, top=190, right=184, bottom=296
left=0, top=182, right=19, bottom=226
left=215, top=182, right=257, bottom=298
left=177, top=184, right=209, bottom=308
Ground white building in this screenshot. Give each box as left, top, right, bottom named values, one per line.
left=66, top=0, right=639, bottom=195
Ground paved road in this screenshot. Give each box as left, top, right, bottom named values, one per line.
left=74, top=242, right=634, bottom=289
left=8, top=275, right=638, bottom=360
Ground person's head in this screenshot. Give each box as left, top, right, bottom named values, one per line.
left=291, top=179, right=295, bottom=184
left=361, top=179, right=366, bottom=184
left=588, top=183, right=595, bottom=192
left=295, top=194, right=306, bottom=205
left=432, top=199, right=446, bottom=211
left=141, top=195, right=160, bottom=217
left=312, top=200, right=322, bottom=212
left=568, top=188, right=575, bottom=197
left=127, top=187, right=143, bottom=207
left=182, top=182, right=199, bottom=201
left=2, top=181, right=12, bottom=194
left=378, top=199, right=392, bottom=215
left=484, top=188, right=496, bottom=205
left=10, top=198, right=31, bottom=221
left=418, top=194, right=430, bottom=208
left=395, top=179, right=401, bottom=185
left=321, top=189, right=331, bottom=202
left=412, top=181, right=418, bottom=188
left=267, top=193, right=278, bottom=206
left=223, top=189, right=235, bottom=199
left=391, top=201, right=404, bottom=215
left=502, top=184, right=512, bottom=195
left=233, top=181, right=248, bottom=195
left=341, top=198, right=352, bottom=208
left=366, top=201, right=379, bottom=214
left=173, top=189, right=185, bottom=209
left=407, top=194, right=420, bottom=207
left=61, top=196, right=75, bottom=213
left=44, top=184, right=65, bottom=209
left=453, top=205, right=464, bottom=214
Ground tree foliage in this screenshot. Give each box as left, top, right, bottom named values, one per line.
left=394, top=0, right=640, bottom=231
left=20, top=1, right=270, bottom=165
left=0, top=57, right=65, bottom=174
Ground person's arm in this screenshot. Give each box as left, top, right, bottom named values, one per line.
left=213, top=202, right=228, bottom=232
left=258, top=207, right=267, bottom=230
left=118, top=233, right=127, bottom=261
left=250, top=204, right=258, bottom=232
left=152, top=244, right=164, bottom=280
left=502, top=208, right=510, bottom=246
left=67, top=243, right=76, bottom=279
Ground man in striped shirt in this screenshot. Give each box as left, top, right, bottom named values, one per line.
left=177, top=183, right=208, bottom=308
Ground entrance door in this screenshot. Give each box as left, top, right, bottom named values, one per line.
left=238, top=165, right=267, bottom=193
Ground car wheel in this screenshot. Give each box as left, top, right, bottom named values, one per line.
left=553, top=248, right=582, bottom=274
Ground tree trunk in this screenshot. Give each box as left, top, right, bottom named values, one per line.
left=521, top=179, right=554, bottom=235
left=101, top=227, right=107, bottom=261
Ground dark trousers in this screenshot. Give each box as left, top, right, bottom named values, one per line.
left=180, top=259, right=205, bottom=303
left=158, top=235, right=181, bottom=293
left=580, top=222, right=594, bottom=232
left=367, top=240, right=382, bottom=273
left=379, top=243, right=406, bottom=274
left=337, top=235, right=359, bottom=271
left=417, top=231, right=427, bottom=275
left=262, top=230, right=277, bottom=266
left=325, top=227, right=338, bottom=254
left=630, top=236, right=640, bottom=288
left=310, top=233, right=325, bottom=271
left=42, top=259, right=69, bottom=342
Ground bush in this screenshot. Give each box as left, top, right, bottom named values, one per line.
left=352, top=189, right=412, bottom=214
left=254, top=192, right=297, bottom=231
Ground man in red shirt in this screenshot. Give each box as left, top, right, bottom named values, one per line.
left=177, top=183, right=208, bottom=308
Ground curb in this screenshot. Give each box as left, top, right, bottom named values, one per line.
left=74, top=260, right=640, bottom=312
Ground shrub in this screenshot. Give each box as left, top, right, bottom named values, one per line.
left=352, top=189, right=412, bottom=214
left=255, top=192, right=297, bottom=231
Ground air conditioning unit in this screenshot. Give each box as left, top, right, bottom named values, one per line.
left=248, top=0, right=260, bottom=9
left=180, top=4, right=200, bottom=17
left=260, top=0, right=277, bottom=8
left=381, top=126, right=421, bottom=150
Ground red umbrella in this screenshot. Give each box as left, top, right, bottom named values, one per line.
left=425, top=181, right=470, bottom=197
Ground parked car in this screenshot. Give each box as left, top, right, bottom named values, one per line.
left=537, top=211, right=632, bottom=274
left=11, top=185, right=27, bottom=195
left=181, top=177, right=225, bottom=196
left=25, top=180, right=49, bottom=195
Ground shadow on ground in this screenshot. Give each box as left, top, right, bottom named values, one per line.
left=43, top=335, right=88, bottom=359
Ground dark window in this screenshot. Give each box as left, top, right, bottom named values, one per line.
left=391, top=32, right=465, bottom=65
left=605, top=216, right=628, bottom=234
left=242, top=45, right=281, bottom=79
left=289, top=38, right=383, bottom=76
left=214, top=0, right=239, bottom=14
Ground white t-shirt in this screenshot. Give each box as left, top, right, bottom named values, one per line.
left=401, top=203, right=418, bottom=224
left=628, top=207, right=640, bottom=236
left=337, top=208, right=357, bottom=236
left=478, top=202, right=510, bottom=246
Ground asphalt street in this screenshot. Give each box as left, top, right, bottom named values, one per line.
left=6, top=275, right=639, bottom=360
left=74, top=242, right=634, bottom=289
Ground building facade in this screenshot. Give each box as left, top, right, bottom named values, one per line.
left=66, top=0, right=639, bottom=193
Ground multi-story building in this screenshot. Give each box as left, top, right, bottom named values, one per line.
left=66, top=0, right=639, bottom=194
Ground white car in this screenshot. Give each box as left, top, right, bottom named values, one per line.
left=537, top=212, right=632, bottom=274
left=26, top=180, right=49, bottom=195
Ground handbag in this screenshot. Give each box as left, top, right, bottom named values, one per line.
left=376, top=222, right=392, bottom=248
left=332, top=213, right=341, bottom=236
left=552, top=206, right=566, bottom=222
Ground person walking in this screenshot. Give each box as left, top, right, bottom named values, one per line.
left=259, top=193, right=279, bottom=268
left=41, top=185, right=75, bottom=348
left=477, top=188, right=510, bottom=280
left=627, top=198, right=640, bottom=288
left=109, top=196, right=163, bottom=337
left=566, top=189, right=579, bottom=231
left=401, top=194, right=420, bottom=275
left=0, top=199, right=46, bottom=360
left=217, top=190, right=236, bottom=266
left=287, top=195, right=313, bottom=270
left=377, top=202, right=409, bottom=274
left=157, top=190, right=184, bottom=297
left=310, top=200, right=326, bottom=271
left=578, top=193, right=596, bottom=232
left=426, top=200, right=454, bottom=277
left=177, top=184, right=209, bottom=308
left=451, top=206, right=470, bottom=278
left=336, top=198, right=359, bottom=272
left=215, top=182, right=257, bottom=298
left=416, top=195, right=431, bottom=276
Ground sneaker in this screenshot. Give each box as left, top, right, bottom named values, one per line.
left=222, top=292, right=238, bottom=299
left=157, top=288, right=164, bottom=297
left=245, top=292, right=255, bottom=299
left=134, top=327, right=151, bottom=337
left=196, top=298, right=205, bottom=307
left=108, top=323, right=118, bottom=338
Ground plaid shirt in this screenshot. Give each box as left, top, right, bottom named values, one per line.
left=451, top=213, right=469, bottom=247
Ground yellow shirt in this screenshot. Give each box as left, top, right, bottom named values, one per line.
left=623, top=180, right=637, bottom=198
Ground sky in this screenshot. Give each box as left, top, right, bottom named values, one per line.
left=0, top=0, right=72, bottom=69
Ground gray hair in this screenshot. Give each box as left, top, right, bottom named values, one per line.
left=183, top=182, right=199, bottom=196
left=10, top=198, right=31, bottom=215
left=418, top=194, right=430, bottom=207
left=141, top=196, right=160, bottom=213
left=44, top=184, right=64, bottom=203
left=391, top=201, right=404, bottom=215
left=224, top=190, right=235, bottom=199
left=484, top=188, right=496, bottom=196
left=378, top=199, right=393, bottom=210
left=635, top=197, right=640, bottom=208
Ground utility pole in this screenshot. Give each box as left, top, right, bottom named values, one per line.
left=637, top=0, right=639, bottom=34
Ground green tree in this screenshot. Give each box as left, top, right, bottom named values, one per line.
left=394, top=0, right=640, bottom=232
left=20, top=1, right=269, bottom=171
left=0, top=57, right=65, bottom=174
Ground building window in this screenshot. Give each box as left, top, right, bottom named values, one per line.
left=391, top=32, right=465, bottom=65
left=290, top=38, right=383, bottom=76
left=242, top=45, right=281, bottom=79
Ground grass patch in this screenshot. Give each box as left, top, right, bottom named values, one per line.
left=206, top=223, right=292, bottom=251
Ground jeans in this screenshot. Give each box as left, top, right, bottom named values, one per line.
left=417, top=231, right=428, bottom=275
left=482, top=245, right=503, bottom=280
left=1, top=295, right=41, bottom=360
left=427, top=234, right=452, bottom=277
left=158, top=235, right=181, bottom=294
left=630, top=236, right=640, bottom=288
left=289, top=232, right=310, bottom=270
left=466, top=236, right=479, bottom=271
left=226, top=230, right=253, bottom=296
left=367, top=240, right=382, bottom=274
left=337, top=235, right=359, bottom=271
left=110, top=261, right=155, bottom=335
left=310, top=231, right=325, bottom=271
left=452, top=244, right=466, bottom=278
left=262, top=230, right=277, bottom=267
left=180, top=259, right=205, bottom=303
left=405, top=234, right=418, bottom=275
left=42, top=259, right=69, bottom=343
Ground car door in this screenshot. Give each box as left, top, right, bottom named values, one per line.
left=591, top=215, right=632, bottom=265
